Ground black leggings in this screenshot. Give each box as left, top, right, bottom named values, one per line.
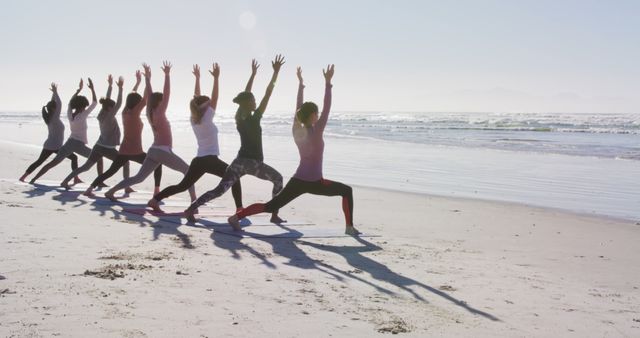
left=90, top=153, right=162, bottom=189
left=154, top=155, right=242, bottom=208
left=24, top=148, right=78, bottom=175
left=237, top=177, right=353, bottom=225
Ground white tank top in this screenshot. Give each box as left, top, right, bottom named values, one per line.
left=191, top=107, right=220, bottom=157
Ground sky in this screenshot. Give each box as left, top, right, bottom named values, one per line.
left=0, top=0, right=639, bottom=114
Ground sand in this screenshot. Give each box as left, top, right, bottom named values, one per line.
left=1, top=122, right=640, bottom=337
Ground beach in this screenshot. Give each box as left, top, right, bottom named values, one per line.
left=1, top=118, right=639, bottom=337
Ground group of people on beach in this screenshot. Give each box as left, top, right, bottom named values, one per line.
left=19, top=55, right=360, bottom=235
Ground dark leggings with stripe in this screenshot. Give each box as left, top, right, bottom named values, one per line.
left=236, top=177, right=353, bottom=225
left=24, top=148, right=78, bottom=175
left=90, top=153, right=162, bottom=189
left=154, top=155, right=242, bottom=208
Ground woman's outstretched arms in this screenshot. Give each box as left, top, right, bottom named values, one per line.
left=256, top=54, right=285, bottom=115
left=209, top=62, right=220, bottom=110
left=106, top=74, right=113, bottom=100
left=245, top=59, right=259, bottom=92
left=87, top=78, right=97, bottom=103
left=292, top=67, right=305, bottom=132
left=51, top=82, right=61, bottom=115
left=296, top=66, right=304, bottom=111
left=192, top=64, right=201, bottom=97
left=114, top=76, right=124, bottom=112
left=143, top=63, right=153, bottom=115
left=158, top=61, right=171, bottom=114
left=316, top=64, right=335, bottom=133
left=132, top=70, right=142, bottom=93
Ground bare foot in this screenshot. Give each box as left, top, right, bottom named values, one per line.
left=19, top=174, right=27, bottom=182
left=96, top=182, right=108, bottom=189
left=153, top=186, right=160, bottom=195
left=73, top=177, right=83, bottom=184
left=60, top=181, right=71, bottom=191
left=184, top=209, right=197, bottom=223
left=28, top=178, right=36, bottom=184
left=147, top=198, right=162, bottom=212
left=227, top=215, right=242, bottom=231
left=270, top=214, right=286, bottom=224
left=82, top=188, right=95, bottom=198
left=124, top=187, right=135, bottom=194
left=104, top=191, right=118, bottom=202
left=345, top=226, right=361, bottom=236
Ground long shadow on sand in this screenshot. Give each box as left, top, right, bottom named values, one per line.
left=297, top=236, right=500, bottom=322
left=22, top=183, right=195, bottom=249
left=197, top=221, right=498, bottom=321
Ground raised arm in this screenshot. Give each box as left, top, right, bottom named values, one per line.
left=192, top=64, right=201, bottom=96
left=292, top=67, right=305, bottom=131
left=132, top=70, right=142, bottom=93
left=106, top=74, right=113, bottom=100
left=143, top=63, right=153, bottom=115
left=158, top=61, right=171, bottom=114
left=132, top=70, right=148, bottom=115
left=316, top=64, right=335, bottom=133
left=69, top=78, right=83, bottom=110
left=114, top=76, right=124, bottom=112
left=296, top=66, right=304, bottom=111
left=209, top=62, right=220, bottom=110
left=87, top=78, right=97, bottom=103
left=256, top=54, right=285, bottom=115
left=245, top=59, right=259, bottom=92
left=50, top=82, right=61, bottom=115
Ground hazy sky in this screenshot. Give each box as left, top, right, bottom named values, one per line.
left=1, top=0, right=638, bottom=114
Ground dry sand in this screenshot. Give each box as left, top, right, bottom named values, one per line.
left=1, top=127, right=640, bottom=337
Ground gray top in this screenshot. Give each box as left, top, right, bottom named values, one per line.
left=96, top=85, right=123, bottom=147
left=43, top=91, right=65, bottom=150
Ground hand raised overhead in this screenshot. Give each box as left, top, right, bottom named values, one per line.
left=209, top=62, right=220, bottom=78
left=323, top=64, right=335, bottom=82
left=251, top=59, right=260, bottom=74
left=135, top=70, right=142, bottom=83
left=107, top=74, right=113, bottom=86
left=116, top=76, right=124, bottom=88
left=142, top=63, right=151, bottom=78
left=50, top=82, right=58, bottom=92
left=272, top=54, right=285, bottom=72
left=192, top=64, right=200, bottom=78
left=296, top=66, right=303, bottom=83
left=161, top=61, right=172, bottom=74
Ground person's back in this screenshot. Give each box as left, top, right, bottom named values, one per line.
left=191, top=106, right=219, bottom=157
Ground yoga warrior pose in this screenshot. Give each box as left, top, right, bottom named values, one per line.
left=183, top=56, right=286, bottom=223
left=59, top=75, right=130, bottom=190
left=19, top=83, right=79, bottom=182
left=146, top=63, right=242, bottom=212
left=228, top=65, right=360, bottom=235
left=83, top=70, right=162, bottom=197
left=104, top=62, right=194, bottom=201
left=29, top=79, right=104, bottom=184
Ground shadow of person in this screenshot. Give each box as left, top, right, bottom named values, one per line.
left=297, top=236, right=500, bottom=322
left=87, top=199, right=195, bottom=249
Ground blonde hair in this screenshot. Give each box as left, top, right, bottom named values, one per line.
left=190, top=95, right=210, bottom=124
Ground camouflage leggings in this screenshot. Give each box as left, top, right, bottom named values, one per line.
left=187, top=157, right=283, bottom=212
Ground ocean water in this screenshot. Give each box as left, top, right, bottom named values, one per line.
left=2, top=111, right=639, bottom=220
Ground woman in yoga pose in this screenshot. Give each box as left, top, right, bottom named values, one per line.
left=83, top=70, right=162, bottom=197
left=146, top=63, right=242, bottom=212
left=29, top=78, right=104, bottom=184
left=19, top=83, right=79, bottom=182
left=227, top=65, right=360, bottom=235
left=59, top=75, right=130, bottom=190
left=104, top=62, right=194, bottom=201
left=183, top=56, right=286, bottom=223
